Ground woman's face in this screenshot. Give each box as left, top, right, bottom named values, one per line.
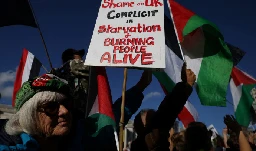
left=37, top=100, right=72, bottom=137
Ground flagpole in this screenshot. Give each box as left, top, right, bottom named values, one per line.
left=119, top=68, right=128, bottom=151
left=166, top=1, right=185, bottom=61
left=27, top=0, right=53, bottom=70
left=41, top=64, right=49, bottom=73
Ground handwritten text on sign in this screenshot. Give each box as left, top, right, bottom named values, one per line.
left=84, top=0, right=165, bottom=68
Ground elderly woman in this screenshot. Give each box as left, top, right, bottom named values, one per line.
left=0, top=68, right=153, bottom=151
left=0, top=74, right=74, bottom=151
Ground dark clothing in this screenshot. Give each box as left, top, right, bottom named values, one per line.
left=52, top=59, right=90, bottom=114
left=131, top=82, right=193, bottom=151
left=226, top=148, right=239, bottom=151
left=215, top=147, right=224, bottom=151
left=0, top=119, right=21, bottom=146
left=250, top=142, right=256, bottom=150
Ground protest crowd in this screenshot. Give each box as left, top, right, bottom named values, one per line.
left=0, top=48, right=255, bottom=151
left=0, top=0, right=255, bottom=151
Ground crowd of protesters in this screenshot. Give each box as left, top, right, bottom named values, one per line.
left=0, top=48, right=254, bottom=151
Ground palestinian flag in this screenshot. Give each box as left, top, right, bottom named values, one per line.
left=158, top=69, right=199, bottom=127
left=179, top=101, right=199, bottom=128
left=154, top=13, right=245, bottom=126
left=84, top=67, right=119, bottom=151
left=12, top=48, right=42, bottom=106
left=230, top=67, right=256, bottom=127
left=0, top=0, right=37, bottom=28
left=156, top=14, right=199, bottom=126
left=166, top=0, right=234, bottom=106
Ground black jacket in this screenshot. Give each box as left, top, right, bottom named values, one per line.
left=131, top=82, right=193, bottom=151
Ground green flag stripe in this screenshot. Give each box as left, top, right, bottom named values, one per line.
left=85, top=113, right=116, bottom=137
left=183, top=15, right=222, bottom=39
left=153, top=71, right=176, bottom=92
left=235, top=84, right=255, bottom=127
left=196, top=31, right=233, bottom=106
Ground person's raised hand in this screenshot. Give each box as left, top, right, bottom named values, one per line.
left=224, top=115, right=241, bottom=136
left=181, top=62, right=196, bottom=87
left=136, top=70, right=152, bottom=92
left=142, top=70, right=152, bottom=86
left=222, top=127, right=228, bottom=135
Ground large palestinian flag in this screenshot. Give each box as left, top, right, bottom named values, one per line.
left=154, top=15, right=199, bottom=127
left=154, top=11, right=245, bottom=126
left=165, top=0, right=234, bottom=106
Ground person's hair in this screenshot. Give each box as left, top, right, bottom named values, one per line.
left=5, top=91, right=67, bottom=136
left=133, top=109, right=155, bottom=135
left=184, top=122, right=212, bottom=151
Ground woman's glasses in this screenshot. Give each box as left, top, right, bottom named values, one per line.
left=38, top=100, right=72, bottom=116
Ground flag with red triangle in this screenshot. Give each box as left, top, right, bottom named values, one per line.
left=84, top=67, right=119, bottom=151
left=12, top=49, right=42, bottom=106
left=230, top=67, right=256, bottom=127
left=167, top=0, right=233, bottom=106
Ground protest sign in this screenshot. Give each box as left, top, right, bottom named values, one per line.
left=84, top=0, right=165, bottom=68
left=207, top=124, right=218, bottom=139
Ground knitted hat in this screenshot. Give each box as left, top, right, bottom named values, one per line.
left=15, top=74, right=72, bottom=111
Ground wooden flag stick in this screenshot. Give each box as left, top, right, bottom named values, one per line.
left=119, top=68, right=128, bottom=151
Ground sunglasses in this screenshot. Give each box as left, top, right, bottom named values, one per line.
left=38, top=100, right=72, bottom=116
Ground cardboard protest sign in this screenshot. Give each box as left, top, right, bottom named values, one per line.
left=84, top=0, right=165, bottom=68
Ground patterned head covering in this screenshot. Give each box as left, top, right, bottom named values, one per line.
left=15, top=74, right=72, bottom=111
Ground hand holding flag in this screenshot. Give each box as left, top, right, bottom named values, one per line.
left=181, top=62, right=196, bottom=87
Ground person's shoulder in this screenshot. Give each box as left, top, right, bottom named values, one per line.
left=0, top=119, right=22, bottom=146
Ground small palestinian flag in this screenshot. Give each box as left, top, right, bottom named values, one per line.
left=12, top=49, right=42, bottom=106
left=84, top=67, right=119, bottom=151
left=230, top=67, right=256, bottom=127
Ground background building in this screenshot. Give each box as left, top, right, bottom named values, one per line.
left=0, top=104, right=15, bottom=119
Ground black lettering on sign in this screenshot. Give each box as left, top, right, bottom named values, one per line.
left=107, top=10, right=158, bottom=19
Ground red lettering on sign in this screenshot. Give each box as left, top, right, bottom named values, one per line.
left=145, top=0, right=163, bottom=7
left=129, top=54, right=140, bottom=65
left=141, top=53, right=154, bottom=65
left=100, top=53, right=153, bottom=65
left=100, top=52, right=111, bottom=63
left=102, top=0, right=134, bottom=8
left=113, top=54, right=122, bottom=64
left=98, top=24, right=161, bottom=34
left=105, top=37, right=155, bottom=46
left=113, top=45, right=148, bottom=53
